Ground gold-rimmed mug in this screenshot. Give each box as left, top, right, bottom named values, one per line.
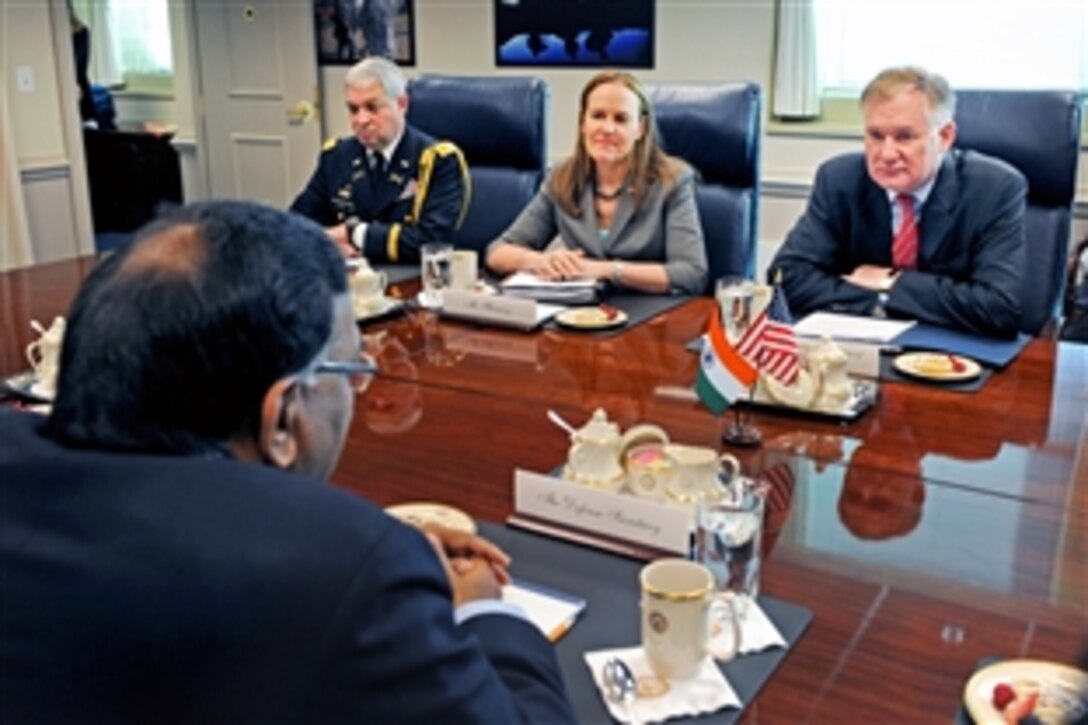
left=639, top=558, right=741, bottom=680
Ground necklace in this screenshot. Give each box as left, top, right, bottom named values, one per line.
left=593, top=185, right=624, bottom=201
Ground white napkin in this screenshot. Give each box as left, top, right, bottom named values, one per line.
left=713, top=598, right=788, bottom=656
left=584, top=647, right=740, bottom=723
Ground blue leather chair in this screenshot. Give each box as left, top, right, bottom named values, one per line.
left=952, top=90, right=1083, bottom=334
left=406, top=74, right=549, bottom=253
left=648, top=83, right=762, bottom=292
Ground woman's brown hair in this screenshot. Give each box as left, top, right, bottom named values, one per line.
left=548, top=70, right=682, bottom=218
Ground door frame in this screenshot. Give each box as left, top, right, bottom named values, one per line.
left=47, top=0, right=95, bottom=258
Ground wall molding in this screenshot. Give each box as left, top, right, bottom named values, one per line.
left=19, top=159, right=70, bottom=182
left=761, top=179, right=811, bottom=200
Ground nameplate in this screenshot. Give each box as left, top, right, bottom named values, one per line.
left=513, top=469, right=692, bottom=555
left=443, top=291, right=560, bottom=330
left=798, top=338, right=881, bottom=378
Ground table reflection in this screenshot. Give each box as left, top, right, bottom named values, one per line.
left=362, top=332, right=422, bottom=435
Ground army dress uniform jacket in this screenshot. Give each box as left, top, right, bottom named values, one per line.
left=290, top=126, right=469, bottom=263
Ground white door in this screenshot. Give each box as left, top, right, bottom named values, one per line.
left=192, top=0, right=321, bottom=206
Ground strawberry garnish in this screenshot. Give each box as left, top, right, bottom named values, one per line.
left=600, top=303, right=620, bottom=321
left=1003, top=690, right=1039, bottom=724
left=992, top=683, right=1016, bottom=711
left=948, top=354, right=967, bottom=373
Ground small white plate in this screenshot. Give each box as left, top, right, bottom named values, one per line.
left=893, top=351, right=982, bottom=382
left=555, top=306, right=628, bottom=331
left=963, top=659, right=1088, bottom=724
left=3, top=371, right=53, bottom=403
left=384, top=502, right=477, bottom=534
left=29, top=381, right=56, bottom=401
left=354, top=296, right=402, bottom=322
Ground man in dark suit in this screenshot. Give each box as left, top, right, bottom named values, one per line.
left=771, top=66, right=1026, bottom=338
left=291, top=56, right=469, bottom=263
left=0, top=201, right=574, bottom=723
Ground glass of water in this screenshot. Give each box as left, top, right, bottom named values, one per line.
left=714, top=275, right=762, bottom=446
left=692, top=480, right=764, bottom=616
left=420, top=242, right=453, bottom=309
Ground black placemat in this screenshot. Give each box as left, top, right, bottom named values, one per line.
left=478, top=521, right=812, bottom=723
left=546, top=294, right=693, bottom=337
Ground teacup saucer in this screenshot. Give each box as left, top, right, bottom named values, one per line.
left=354, top=296, right=402, bottom=322
left=3, top=371, right=54, bottom=403
left=29, top=381, right=56, bottom=401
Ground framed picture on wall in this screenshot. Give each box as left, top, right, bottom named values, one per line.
left=314, top=0, right=415, bottom=66
left=494, top=0, right=654, bottom=68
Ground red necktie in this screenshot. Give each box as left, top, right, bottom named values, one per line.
left=892, top=194, right=918, bottom=269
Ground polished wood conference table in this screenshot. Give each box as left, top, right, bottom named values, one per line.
left=3, top=257, right=1086, bottom=722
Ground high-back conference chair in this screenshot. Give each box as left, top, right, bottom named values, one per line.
left=953, top=90, right=1082, bottom=334
left=648, top=83, right=762, bottom=292
left=406, top=75, right=549, bottom=253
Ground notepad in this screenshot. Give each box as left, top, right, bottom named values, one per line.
left=502, top=578, right=587, bottom=642
left=794, top=311, right=915, bottom=344
left=500, top=272, right=600, bottom=304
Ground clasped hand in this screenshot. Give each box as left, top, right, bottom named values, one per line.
left=532, top=248, right=588, bottom=281
left=843, top=264, right=894, bottom=290
left=423, top=523, right=512, bottom=607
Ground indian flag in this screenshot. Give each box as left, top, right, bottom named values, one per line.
left=694, top=304, right=758, bottom=415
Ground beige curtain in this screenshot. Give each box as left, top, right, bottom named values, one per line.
left=772, top=0, right=819, bottom=119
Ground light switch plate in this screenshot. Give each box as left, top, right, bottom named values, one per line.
left=16, top=66, right=34, bottom=93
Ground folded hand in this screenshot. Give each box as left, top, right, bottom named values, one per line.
left=534, top=248, right=586, bottom=281
left=422, top=524, right=512, bottom=606
left=842, top=264, right=894, bottom=290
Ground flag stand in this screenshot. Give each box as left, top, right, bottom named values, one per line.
left=723, top=367, right=762, bottom=448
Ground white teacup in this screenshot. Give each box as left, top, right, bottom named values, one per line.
left=349, top=262, right=388, bottom=315
left=624, top=442, right=672, bottom=500
left=449, top=249, right=478, bottom=291
left=26, top=316, right=66, bottom=398
left=640, top=559, right=741, bottom=681
left=663, top=445, right=741, bottom=503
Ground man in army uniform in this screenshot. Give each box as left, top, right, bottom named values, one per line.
left=291, top=57, right=469, bottom=263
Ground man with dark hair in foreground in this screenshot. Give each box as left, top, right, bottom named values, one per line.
left=0, top=201, right=574, bottom=723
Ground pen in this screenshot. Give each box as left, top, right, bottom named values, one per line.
left=548, top=617, right=576, bottom=642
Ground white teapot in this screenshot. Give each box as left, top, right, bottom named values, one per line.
left=809, top=336, right=852, bottom=411
left=347, top=259, right=388, bottom=315
left=565, top=408, right=624, bottom=489
left=26, top=317, right=66, bottom=398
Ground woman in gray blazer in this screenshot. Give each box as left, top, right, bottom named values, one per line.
left=486, top=71, right=707, bottom=295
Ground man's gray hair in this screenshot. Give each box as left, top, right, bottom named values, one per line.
left=344, top=56, right=406, bottom=99
left=860, top=66, right=956, bottom=128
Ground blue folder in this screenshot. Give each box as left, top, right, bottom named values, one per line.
left=891, top=324, right=1030, bottom=368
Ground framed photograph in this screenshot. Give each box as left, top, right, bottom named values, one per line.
left=314, top=0, right=415, bottom=66
left=495, top=0, right=654, bottom=68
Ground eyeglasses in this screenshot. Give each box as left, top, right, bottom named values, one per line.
left=314, top=351, right=378, bottom=394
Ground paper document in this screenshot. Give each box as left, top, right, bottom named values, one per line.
left=503, top=578, right=587, bottom=642
left=500, top=272, right=600, bottom=304
left=794, top=312, right=915, bottom=344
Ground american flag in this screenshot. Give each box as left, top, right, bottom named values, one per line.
left=736, top=285, right=799, bottom=384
